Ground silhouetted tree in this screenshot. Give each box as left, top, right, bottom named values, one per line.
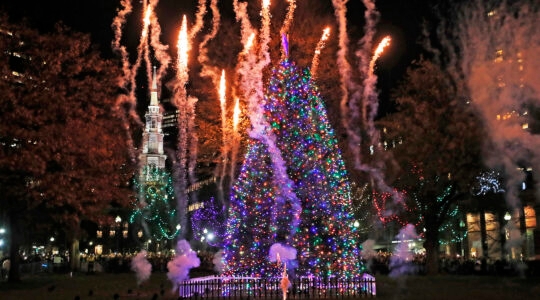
left=378, top=58, right=485, bottom=275
left=0, top=15, right=135, bottom=281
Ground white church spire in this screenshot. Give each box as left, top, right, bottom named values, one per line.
left=139, top=65, right=167, bottom=174
left=150, top=66, right=159, bottom=107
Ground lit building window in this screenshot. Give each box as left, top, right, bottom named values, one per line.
left=494, top=49, right=503, bottom=62
left=524, top=206, right=536, bottom=229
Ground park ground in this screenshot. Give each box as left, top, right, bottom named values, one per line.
left=1, top=272, right=539, bottom=300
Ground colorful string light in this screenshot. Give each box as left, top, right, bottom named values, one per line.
left=224, top=59, right=365, bottom=278
left=130, top=166, right=181, bottom=241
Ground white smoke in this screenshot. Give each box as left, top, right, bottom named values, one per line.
left=389, top=224, right=419, bottom=277
left=131, top=250, right=152, bottom=285
left=213, top=249, right=225, bottom=274
left=361, top=239, right=377, bottom=260
left=167, top=240, right=201, bottom=285
left=269, top=243, right=298, bottom=270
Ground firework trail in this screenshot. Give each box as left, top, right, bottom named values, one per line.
left=357, top=0, right=380, bottom=131
left=186, top=93, right=199, bottom=204
left=280, top=0, right=296, bottom=36
left=331, top=0, right=398, bottom=200
left=356, top=1, right=399, bottom=200
left=148, top=0, right=171, bottom=84
left=331, top=0, right=360, bottom=168
left=229, top=97, right=242, bottom=183
left=171, top=15, right=191, bottom=238
left=232, top=0, right=256, bottom=50
left=168, top=2, right=209, bottom=210
left=259, top=0, right=272, bottom=68
left=280, top=0, right=296, bottom=58
left=233, top=0, right=301, bottom=241
left=362, top=35, right=390, bottom=146
left=261, top=0, right=302, bottom=243
left=217, top=70, right=229, bottom=205
left=229, top=0, right=254, bottom=208
left=199, top=0, right=221, bottom=85
left=141, top=5, right=153, bottom=85
left=193, top=0, right=229, bottom=204
left=310, top=27, right=331, bottom=79
left=228, top=0, right=255, bottom=197
left=111, top=0, right=133, bottom=90
left=111, top=0, right=139, bottom=162
left=189, top=0, right=208, bottom=40
left=126, top=2, right=151, bottom=113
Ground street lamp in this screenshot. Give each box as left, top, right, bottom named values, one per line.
left=0, top=227, right=5, bottom=250
left=115, top=216, right=122, bottom=253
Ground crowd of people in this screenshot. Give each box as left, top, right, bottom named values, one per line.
left=2, top=249, right=538, bottom=280
left=363, top=251, right=539, bottom=276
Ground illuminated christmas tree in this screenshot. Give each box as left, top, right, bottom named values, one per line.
left=191, top=197, right=226, bottom=247
left=130, top=165, right=180, bottom=242
left=224, top=59, right=363, bottom=278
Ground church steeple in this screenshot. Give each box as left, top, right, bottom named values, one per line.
left=139, top=66, right=167, bottom=178
left=150, top=66, right=159, bottom=107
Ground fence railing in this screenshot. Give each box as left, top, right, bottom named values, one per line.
left=177, top=275, right=376, bottom=299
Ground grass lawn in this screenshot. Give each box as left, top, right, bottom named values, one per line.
left=1, top=272, right=539, bottom=300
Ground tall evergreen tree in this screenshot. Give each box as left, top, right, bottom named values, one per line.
left=224, top=59, right=363, bottom=278
left=191, top=197, right=226, bottom=247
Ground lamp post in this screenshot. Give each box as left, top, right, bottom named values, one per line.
left=0, top=227, right=5, bottom=259
left=115, top=216, right=122, bottom=254
left=503, top=212, right=511, bottom=260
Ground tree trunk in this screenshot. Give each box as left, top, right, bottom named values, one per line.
left=70, top=239, right=80, bottom=272
left=479, top=210, right=488, bottom=273
left=7, top=214, right=22, bottom=283
left=518, top=206, right=528, bottom=259
left=423, top=228, right=440, bottom=275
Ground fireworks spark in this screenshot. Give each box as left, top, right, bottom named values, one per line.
left=280, top=0, right=296, bottom=58
left=370, top=36, right=391, bottom=71
left=311, top=27, right=331, bottom=79
left=177, top=15, right=189, bottom=73
left=233, top=98, right=241, bottom=133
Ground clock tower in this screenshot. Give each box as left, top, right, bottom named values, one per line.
left=139, top=67, right=167, bottom=181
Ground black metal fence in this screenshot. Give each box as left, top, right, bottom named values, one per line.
left=177, top=275, right=376, bottom=299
